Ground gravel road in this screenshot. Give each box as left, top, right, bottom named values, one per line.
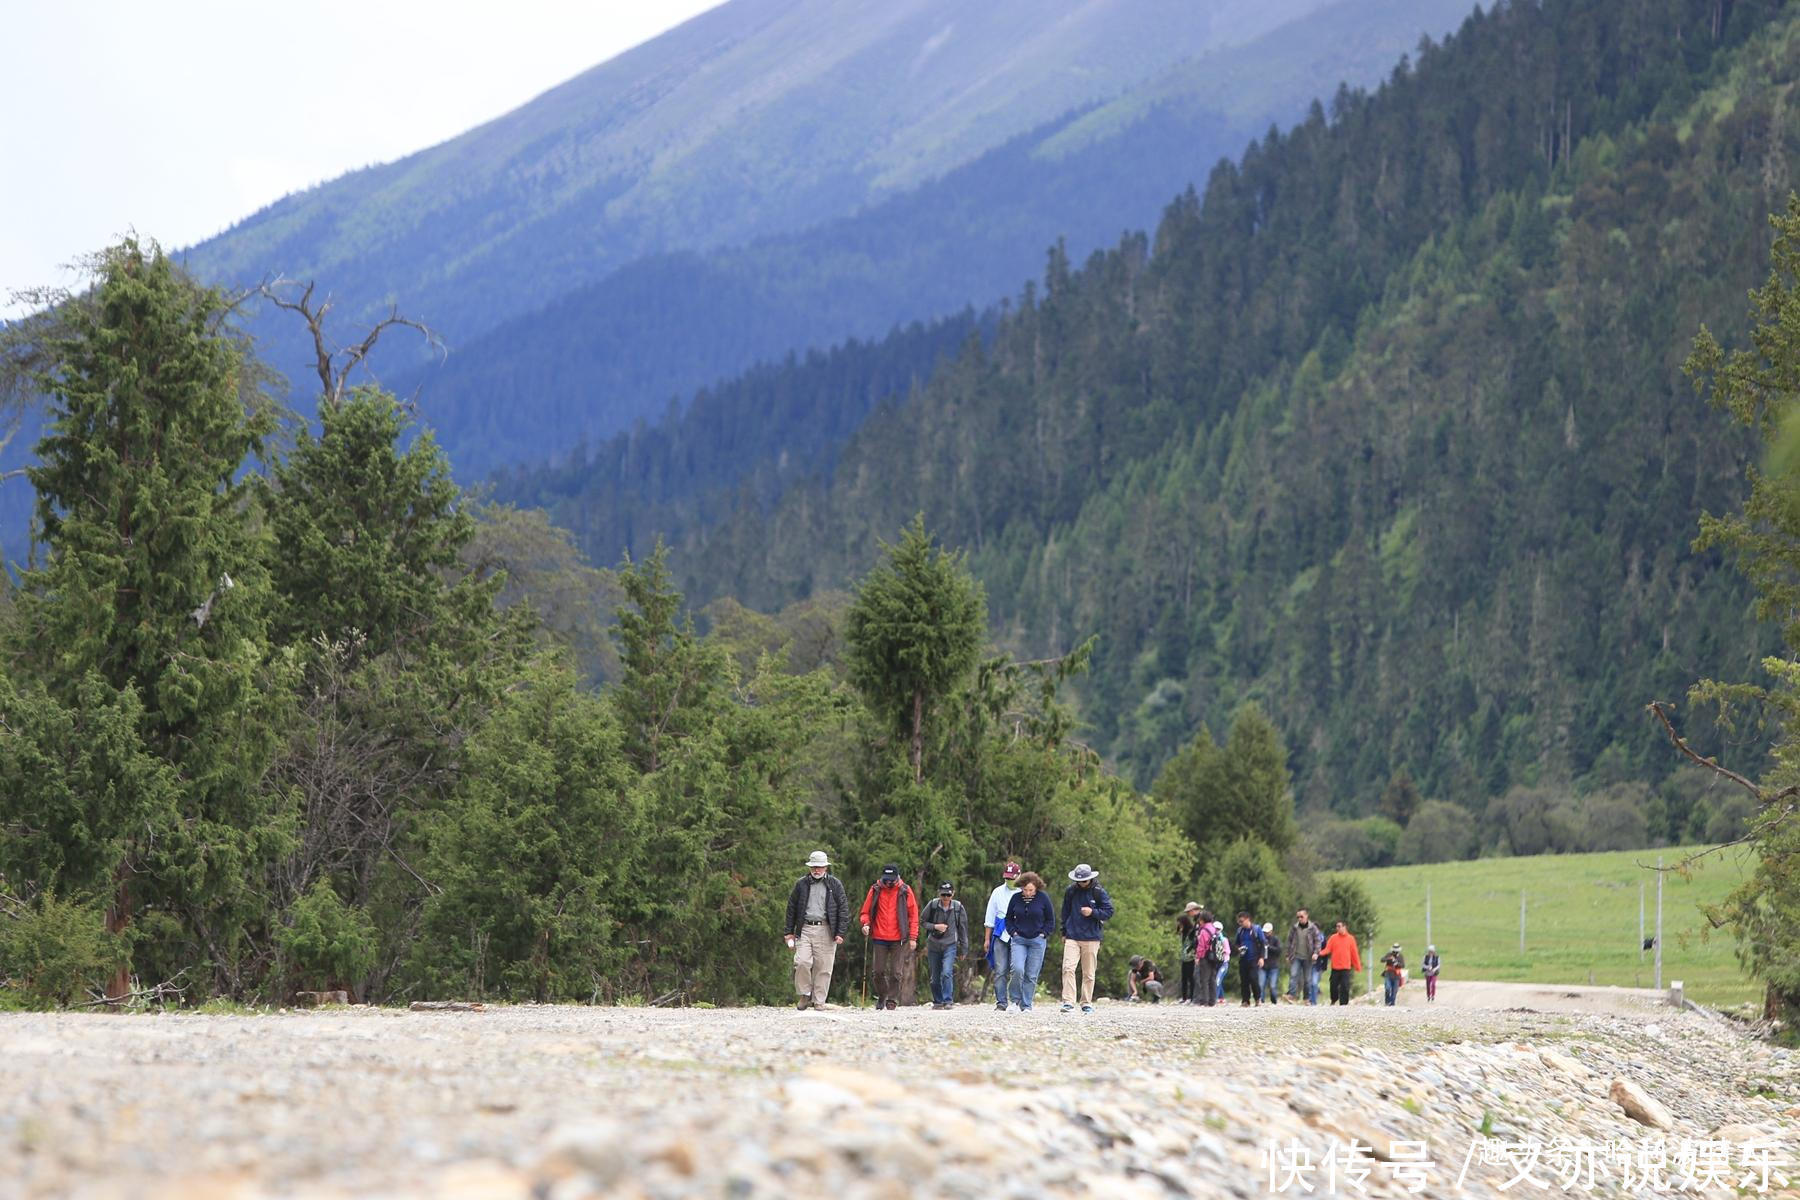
left=3, top=992, right=1795, bottom=1199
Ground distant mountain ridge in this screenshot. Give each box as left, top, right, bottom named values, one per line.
left=399, top=0, right=1482, bottom=478
left=181, top=0, right=1327, bottom=378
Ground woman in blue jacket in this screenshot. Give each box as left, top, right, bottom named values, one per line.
left=1003, top=872, right=1055, bottom=1011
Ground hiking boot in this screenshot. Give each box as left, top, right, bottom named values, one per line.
left=884, top=998, right=897, bottom=1011
left=995, top=1001, right=1007, bottom=1011
left=797, top=996, right=812, bottom=1010
left=1060, top=1002, right=1074, bottom=1013
left=1081, top=1004, right=1093, bottom=1014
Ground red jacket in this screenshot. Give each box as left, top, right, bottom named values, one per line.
left=859, top=881, right=919, bottom=942
left=1322, top=930, right=1362, bottom=971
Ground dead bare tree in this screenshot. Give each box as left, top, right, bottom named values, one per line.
left=256, top=277, right=444, bottom=412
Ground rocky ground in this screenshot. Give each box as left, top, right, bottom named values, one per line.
left=2, top=987, right=1796, bottom=1200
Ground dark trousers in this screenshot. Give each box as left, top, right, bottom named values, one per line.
left=1179, top=959, right=1196, bottom=1002
left=1330, top=968, right=1353, bottom=1005
left=872, top=940, right=903, bottom=1004
left=1237, top=956, right=1261, bottom=1003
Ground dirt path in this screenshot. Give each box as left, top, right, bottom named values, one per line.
left=2, top=997, right=1793, bottom=1199
left=1386, top=978, right=1669, bottom=1014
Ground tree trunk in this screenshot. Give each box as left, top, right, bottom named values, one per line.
left=910, top=688, right=924, bottom=783
left=105, top=868, right=132, bottom=1003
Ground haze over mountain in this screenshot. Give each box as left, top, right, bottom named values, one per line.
left=400, top=0, right=1483, bottom=477
left=171, top=0, right=1478, bottom=477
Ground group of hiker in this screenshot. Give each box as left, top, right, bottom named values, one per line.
left=783, top=853, right=1115, bottom=1012
left=1163, top=905, right=1359, bottom=1006
left=783, top=850, right=1442, bottom=1010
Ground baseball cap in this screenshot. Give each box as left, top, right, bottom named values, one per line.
left=1002, top=862, right=1021, bottom=879
left=938, top=882, right=954, bottom=894
left=880, top=864, right=900, bottom=882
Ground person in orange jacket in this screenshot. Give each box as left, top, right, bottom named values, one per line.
left=859, top=864, right=919, bottom=1010
left=1320, top=919, right=1363, bottom=1006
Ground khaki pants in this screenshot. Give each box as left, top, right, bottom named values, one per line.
left=1061, top=939, right=1100, bottom=1005
left=793, top=924, right=837, bottom=1002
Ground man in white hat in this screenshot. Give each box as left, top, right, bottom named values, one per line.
left=1059, top=863, right=1113, bottom=1013
left=784, top=850, right=848, bottom=1010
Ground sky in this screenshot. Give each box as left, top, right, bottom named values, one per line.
left=0, top=1, right=723, bottom=316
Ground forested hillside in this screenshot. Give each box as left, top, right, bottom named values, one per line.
left=179, top=0, right=1335, bottom=431
left=398, top=0, right=1478, bottom=476
left=503, top=0, right=1794, bottom=819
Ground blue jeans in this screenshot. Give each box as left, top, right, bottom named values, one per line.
left=991, top=938, right=1014, bottom=1006
left=1261, top=964, right=1280, bottom=1000
left=1291, top=962, right=1319, bottom=1004
left=1383, top=973, right=1399, bottom=1005
left=1215, top=962, right=1228, bottom=1001
left=928, top=945, right=957, bottom=1004
left=1009, top=936, right=1046, bottom=1009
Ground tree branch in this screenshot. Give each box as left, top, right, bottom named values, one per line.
left=1644, top=700, right=1800, bottom=868
left=257, top=277, right=445, bottom=412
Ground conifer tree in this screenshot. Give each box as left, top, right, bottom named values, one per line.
left=10, top=240, right=284, bottom=996
left=845, top=515, right=985, bottom=782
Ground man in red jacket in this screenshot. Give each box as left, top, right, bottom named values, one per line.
left=860, top=864, right=919, bottom=1010
left=1321, top=919, right=1363, bottom=1006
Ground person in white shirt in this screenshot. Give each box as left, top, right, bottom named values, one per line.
left=983, top=861, right=1022, bottom=1011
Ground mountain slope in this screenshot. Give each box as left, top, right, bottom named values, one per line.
left=179, top=0, right=1328, bottom=373
left=498, top=0, right=1793, bottom=810
left=404, top=0, right=1482, bottom=476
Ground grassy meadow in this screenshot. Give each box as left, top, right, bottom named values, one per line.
left=1338, top=845, right=1760, bottom=1007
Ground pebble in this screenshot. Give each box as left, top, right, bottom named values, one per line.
left=4, top=1001, right=1794, bottom=1198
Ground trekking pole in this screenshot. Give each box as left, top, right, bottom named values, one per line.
left=861, top=931, right=870, bottom=1007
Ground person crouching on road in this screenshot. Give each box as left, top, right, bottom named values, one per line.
left=1002, top=872, right=1054, bottom=1011
left=859, top=864, right=918, bottom=1010
left=1127, top=955, right=1165, bottom=1002
left=922, top=882, right=969, bottom=1010
left=1060, top=863, right=1113, bottom=1013
left=785, top=850, right=849, bottom=1010
left=1322, top=920, right=1362, bottom=1005
left=984, top=861, right=1023, bottom=1011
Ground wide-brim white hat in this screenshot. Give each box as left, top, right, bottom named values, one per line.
left=804, top=850, right=831, bottom=868
left=1068, top=863, right=1098, bottom=882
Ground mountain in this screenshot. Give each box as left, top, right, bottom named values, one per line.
left=497, top=0, right=1793, bottom=818
left=180, top=0, right=1328, bottom=384
left=399, top=0, right=1484, bottom=478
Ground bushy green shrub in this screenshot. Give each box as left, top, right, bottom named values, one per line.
left=276, top=880, right=378, bottom=994
left=0, top=893, right=129, bottom=1008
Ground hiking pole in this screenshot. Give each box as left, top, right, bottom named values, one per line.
left=861, top=930, right=870, bottom=1007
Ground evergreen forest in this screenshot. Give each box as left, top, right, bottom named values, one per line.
left=9, top=0, right=1800, bottom=1019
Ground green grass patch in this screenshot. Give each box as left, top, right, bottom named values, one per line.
left=1339, top=845, right=1757, bottom=1006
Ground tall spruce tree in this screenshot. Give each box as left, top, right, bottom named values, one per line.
left=11, top=240, right=285, bottom=997
left=845, top=515, right=985, bottom=782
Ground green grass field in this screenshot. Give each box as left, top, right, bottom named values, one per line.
left=1339, top=846, right=1760, bottom=1007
